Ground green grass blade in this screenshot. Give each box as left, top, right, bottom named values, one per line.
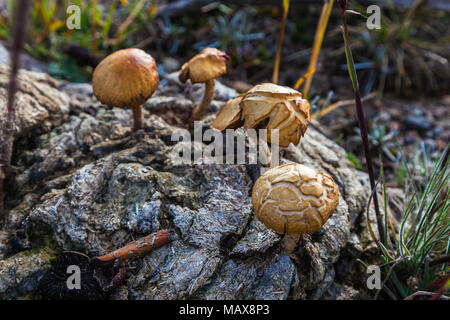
left=341, top=26, right=359, bottom=90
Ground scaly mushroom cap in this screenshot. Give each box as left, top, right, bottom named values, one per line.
left=92, top=48, right=159, bottom=109
left=179, top=48, right=230, bottom=84
left=241, top=83, right=310, bottom=147
left=252, top=163, right=339, bottom=235
left=211, top=95, right=244, bottom=131
left=211, top=83, right=310, bottom=147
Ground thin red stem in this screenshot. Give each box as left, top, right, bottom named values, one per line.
left=342, top=13, right=385, bottom=246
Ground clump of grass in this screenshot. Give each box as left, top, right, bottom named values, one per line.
left=368, top=146, right=449, bottom=300
left=338, top=4, right=449, bottom=300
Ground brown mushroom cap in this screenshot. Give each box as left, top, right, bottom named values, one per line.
left=241, top=83, right=310, bottom=147
left=211, top=83, right=310, bottom=147
left=252, top=163, right=339, bottom=235
left=211, top=95, right=244, bottom=131
left=179, top=48, right=230, bottom=84
left=92, top=48, right=159, bottom=109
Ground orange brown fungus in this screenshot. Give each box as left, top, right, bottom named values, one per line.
left=212, top=83, right=310, bottom=147
left=179, top=48, right=231, bottom=126
left=92, top=48, right=159, bottom=131
left=252, top=163, right=339, bottom=235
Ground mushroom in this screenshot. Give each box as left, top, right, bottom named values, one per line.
left=212, top=83, right=310, bottom=147
left=252, top=163, right=339, bottom=235
left=92, top=48, right=159, bottom=131
left=179, top=48, right=231, bottom=127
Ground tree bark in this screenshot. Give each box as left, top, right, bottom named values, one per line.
left=0, top=0, right=30, bottom=216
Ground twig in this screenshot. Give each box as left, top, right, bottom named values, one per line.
left=311, top=92, right=377, bottom=120
left=366, top=176, right=383, bottom=253
left=300, top=0, right=334, bottom=96
left=110, top=0, right=146, bottom=44
left=293, top=67, right=316, bottom=91
left=272, top=0, right=289, bottom=84
left=91, top=229, right=177, bottom=268
left=0, top=0, right=30, bottom=216
left=404, top=291, right=450, bottom=300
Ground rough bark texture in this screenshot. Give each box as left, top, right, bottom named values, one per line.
left=0, top=65, right=402, bottom=300
left=0, top=65, right=70, bottom=139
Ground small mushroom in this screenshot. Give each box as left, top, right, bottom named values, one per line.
left=212, top=83, right=310, bottom=147
left=179, top=48, right=231, bottom=127
left=92, top=48, right=159, bottom=131
left=252, top=163, right=339, bottom=235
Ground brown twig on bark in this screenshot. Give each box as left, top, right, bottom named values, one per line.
left=91, top=229, right=177, bottom=268
left=0, top=0, right=30, bottom=216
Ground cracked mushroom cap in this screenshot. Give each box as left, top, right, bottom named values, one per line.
left=211, top=95, right=244, bottom=131
left=252, top=163, right=339, bottom=235
left=241, top=83, right=310, bottom=147
left=211, top=83, right=310, bottom=147
left=179, top=47, right=230, bottom=84
left=92, top=48, right=159, bottom=109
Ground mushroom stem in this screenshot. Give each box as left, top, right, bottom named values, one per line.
left=282, top=234, right=302, bottom=255
left=132, top=105, right=143, bottom=131
left=91, top=229, right=177, bottom=268
left=189, top=79, right=215, bottom=127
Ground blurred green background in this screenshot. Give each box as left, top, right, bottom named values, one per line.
left=0, top=0, right=448, bottom=95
